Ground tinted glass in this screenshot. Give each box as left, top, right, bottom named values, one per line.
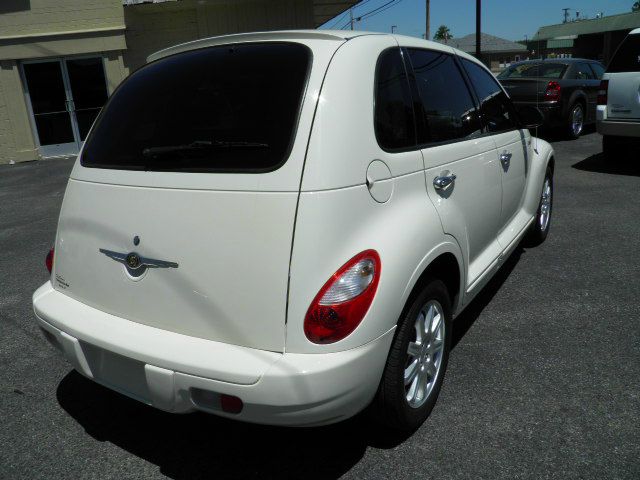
left=498, top=62, right=567, bottom=79
left=406, top=49, right=481, bottom=144
left=589, top=62, right=605, bottom=79
left=572, top=63, right=596, bottom=80
left=82, top=43, right=311, bottom=172
left=374, top=48, right=416, bottom=150
left=463, top=59, right=517, bottom=133
left=607, top=34, right=640, bottom=73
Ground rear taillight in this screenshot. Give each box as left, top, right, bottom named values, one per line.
left=45, top=248, right=54, bottom=274
left=304, top=250, right=381, bottom=344
left=597, top=79, right=609, bottom=105
left=544, top=81, right=561, bottom=101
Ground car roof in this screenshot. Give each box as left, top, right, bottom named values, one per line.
left=147, top=29, right=484, bottom=67
left=509, top=58, right=602, bottom=66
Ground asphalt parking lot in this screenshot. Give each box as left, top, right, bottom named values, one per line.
left=1, top=131, right=638, bottom=479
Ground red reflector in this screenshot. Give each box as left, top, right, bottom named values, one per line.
left=544, top=81, right=561, bottom=101
left=46, top=248, right=54, bottom=274
left=220, top=394, right=243, bottom=414
left=597, top=79, right=608, bottom=106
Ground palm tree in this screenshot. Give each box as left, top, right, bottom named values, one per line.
left=434, top=25, right=452, bottom=42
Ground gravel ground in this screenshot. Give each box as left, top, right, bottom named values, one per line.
left=1, top=131, right=638, bottom=479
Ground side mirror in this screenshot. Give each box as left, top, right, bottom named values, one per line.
left=516, top=105, right=544, bottom=129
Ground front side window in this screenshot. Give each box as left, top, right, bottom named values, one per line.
left=374, top=48, right=416, bottom=150
left=462, top=58, right=518, bottom=133
left=406, top=49, right=481, bottom=144
left=82, top=43, right=311, bottom=172
left=607, top=34, right=640, bottom=73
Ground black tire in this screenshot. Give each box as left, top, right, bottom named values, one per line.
left=566, top=103, right=584, bottom=140
left=371, top=278, right=452, bottom=431
left=523, top=166, right=553, bottom=247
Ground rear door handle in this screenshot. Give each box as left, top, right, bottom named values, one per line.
left=500, top=151, right=512, bottom=169
left=433, top=173, right=456, bottom=191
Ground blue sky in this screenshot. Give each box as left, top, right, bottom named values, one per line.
left=319, top=0, right=638, bottom=41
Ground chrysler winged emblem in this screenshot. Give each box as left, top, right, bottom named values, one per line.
left=99, top=249, right=179, bottom=272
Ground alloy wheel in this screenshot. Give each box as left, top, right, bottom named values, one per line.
left=404, top=300, right=445, bottom=408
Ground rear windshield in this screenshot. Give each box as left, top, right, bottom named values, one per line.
left=498, top=63, right=567, bottom=79
left=81, top=43, right=311, bottom=172
left=607, top=34, right=640, bottom=73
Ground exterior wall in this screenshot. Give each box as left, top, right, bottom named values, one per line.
left=123, top=0, right=315, bottom=73
left=0, top=0, right=126, bottom=164
left=0, top=0, right=123, bottom=38
left=0, top=60, right=38, bottom=163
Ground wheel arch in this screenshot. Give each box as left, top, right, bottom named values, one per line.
left=400, top=243, right=465, bottom=321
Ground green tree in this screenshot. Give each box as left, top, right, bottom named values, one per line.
left=633, top=1, right=640, bottom=12
left=433, top=25, right=452, bottom=41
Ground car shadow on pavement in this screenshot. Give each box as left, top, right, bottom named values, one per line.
left=451, top=246, right=524, bottom=349
left=57, top=371, right=412, bottom=479
left=56, top=246, right=526, bottom=480
left=572, top=152, right=640, bottom=177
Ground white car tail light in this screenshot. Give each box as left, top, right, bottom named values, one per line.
left=304, top=250, right=381, bottom=344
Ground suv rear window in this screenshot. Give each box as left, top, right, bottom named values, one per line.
left=607, top=34, right=640, bottom=73
left=81, top=43, right=311, bottom=172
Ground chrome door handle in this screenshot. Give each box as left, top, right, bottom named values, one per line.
left=433, top=173, right=457, bottom=191
left=500, top=151, right=512, bottom=169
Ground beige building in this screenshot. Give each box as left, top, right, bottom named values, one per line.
left=0, top=0, right=355, bottom=164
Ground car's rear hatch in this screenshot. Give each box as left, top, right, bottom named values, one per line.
left=499, top=78, right=547, bottom=103
left=498, top=62, right=568, bottom=103
left=605, top=32, right=640, bottom=120
left=52, top=36, right=342, bottom=353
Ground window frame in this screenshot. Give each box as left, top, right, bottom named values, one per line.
left=458, top=56, right=521, bottom=136
left=405, top=47, right=486, bottom=149
left=80, top=41, right=314, bottom=174
left=373, top=46, right=419, bottom=153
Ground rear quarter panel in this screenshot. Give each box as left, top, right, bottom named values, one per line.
left=287, top=35, right=463, bottom=354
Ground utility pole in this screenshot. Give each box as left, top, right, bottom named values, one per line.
left=391, top=25, right=397, bottom=34
left=475, top=0, right=481, bottom=59
left=350, top=7, right=354, bottom=30
left=562, top=8, right=570, bottom=23
left=425, top=0, right=430, bottom=40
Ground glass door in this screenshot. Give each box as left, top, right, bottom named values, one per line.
left=22, top=60, right=78, bottom=157
left=21, top=57, right=108, bottom=157
left=64, top=58, right=108, bottom=142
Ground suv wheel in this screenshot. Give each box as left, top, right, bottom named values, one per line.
left=523, top=166, right=553, bottom=247
left=371, top=278, right=452, bottom=431
left=567, top=103, right=584, bottom=139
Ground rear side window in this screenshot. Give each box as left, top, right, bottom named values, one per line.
left=462, top=59, right=518, bottom=133
left=81, top=43, right=311, bottom=172
left=589, top=62, right=605, bottom=79
left=572, top=63, right=596, bottom=80
left=406, top=49, right=481, bottom=144
left=497, top=63, right=567, bottom=79
left=607, top=34, right=640, bottom=73
left=374, top=48, right=416, bottom=150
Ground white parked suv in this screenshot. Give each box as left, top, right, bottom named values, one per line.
left=33, top=30, right=554, bottom=430
left=597, top=28, right=640, bottom=156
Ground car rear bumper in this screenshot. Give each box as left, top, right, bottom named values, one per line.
left=514, top=101, right=564, bottom=126
left=33, top=282, right=394, bottom=426
left=597, top=119, right=640, bottom=138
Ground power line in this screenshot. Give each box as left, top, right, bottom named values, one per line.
left=339, top=0, right=405, bottom=29
left=325, top=0, right=375, bottom=29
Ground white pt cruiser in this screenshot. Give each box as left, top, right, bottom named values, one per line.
left=33, top=30, right=555, bottom=431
